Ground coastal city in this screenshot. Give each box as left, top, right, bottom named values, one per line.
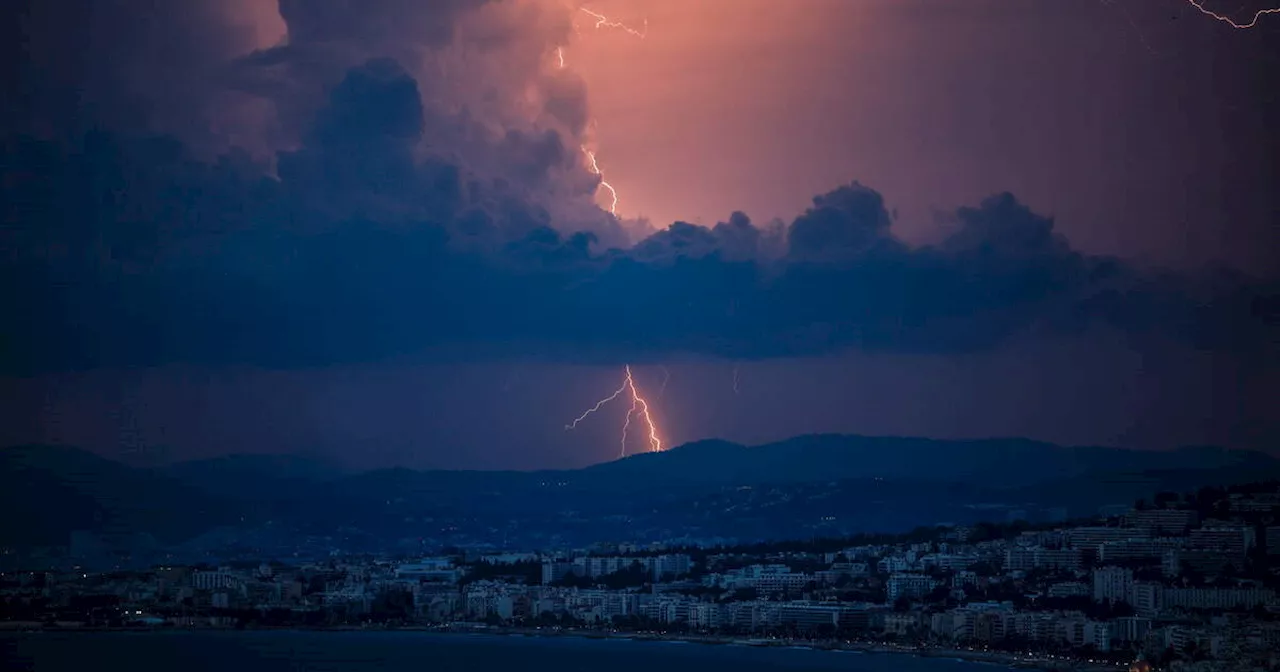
left=3, top=481, right=1279, bottom=672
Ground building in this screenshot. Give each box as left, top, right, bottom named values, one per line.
left=651, top=554, right=692, bottom=580
left=887, top=574, right=937, bottom=603
left=1036, top=548, right=1084, bottom=571
left=920, top=554, right=977, bottom=572
left=1112, top=616, right=1153, bottom=645
left=1131, top=581, right=1163, bottom=617
left=480, top=552, right=539, bottom=565
left=1004, top=548, right=1036, bottom=573
left=1161, top=587, right=1276, bottom=612
left=1162, top=549, right=1244, bottom=577
left=1047, top=582, right=1090, bottom=599
left=1097, top=538, right=1184, bottom=565
left=687, top=602, right=723, bottom=629
left=395, top=559, right=461, bottom=584
left=777, top=603, right=843, bottom=630
left=540, top=561, right=577, bottom=585
left=192, top=569, right=241, bottom=591
left=575, top=556, right=649, bottom=578
left=1188, top=527, right=1256, bottom=558
left=1068, top=527, right=1149, bottom=551
left=1125, top=509, right=1199, bottom=535
left=1006, top=547, right=1082, bottom=572
left=1092, top=566, right=1134, bottom=604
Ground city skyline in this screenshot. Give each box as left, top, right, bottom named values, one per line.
left=5, top=6, right=1280, bottom=671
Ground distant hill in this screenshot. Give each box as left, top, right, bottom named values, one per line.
left=157, top=453, right=348, bottom=500
left=0, top=444, right=241, bottom=547
left=3, top=436, right=1278, bottom=552
left=577, top=435, right=1279, bottom=490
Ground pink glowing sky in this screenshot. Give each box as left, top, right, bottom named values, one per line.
left=228, top=0, right=1277, bottom=273
left=573, top=0, right=1275, bottom=273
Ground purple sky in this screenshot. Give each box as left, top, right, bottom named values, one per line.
left=1, top=0, right=1276, bottom=470
left=573, top=0, right=1279, bottom=272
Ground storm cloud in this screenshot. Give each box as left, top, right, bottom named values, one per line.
left=0, top=0, right=1274, bottom=375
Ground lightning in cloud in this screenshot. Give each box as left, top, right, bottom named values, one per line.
left=1103, top=0, right=1277, bottom=57
left=1184, top=0, right=1280, bottom=28
left=566, top=365, right=663, bottom=458
left=581, top=148, right=619, bottom=215
left=579, top=6, right=649, bottom=38
left=553, top=6, right=647, bottom=217
left=554, top=8, right=657, bottom=456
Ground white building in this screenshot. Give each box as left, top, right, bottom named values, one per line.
left=651, top=554, right=692, bottom=580
left=192, top=569, right=241, bottom=591
left=1067, top=527, right=1149, bottom=551
left=1124, top=508, right=1198, bottom=535
left=687, top=602, right=723, bottom=629
left=395, top=559, right=461, bottom=584
left=1188, top=527, right=1256, bottom=558
left=1161, top=586, right=1276, bottom=612
left=540, top=561, right=577, bottom=585
left=887, top=573, right=937, bottom=603
left=1047, top=581, right=1090, bottom=599
left=1092, top=566, right=1134, bottom=604
left=1131, top=581, right=1163, bottom=617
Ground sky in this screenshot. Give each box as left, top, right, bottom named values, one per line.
left=0, top=0, right=1277, bottom=470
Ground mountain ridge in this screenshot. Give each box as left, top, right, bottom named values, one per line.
left=4, top=435, right=1278, bottom=554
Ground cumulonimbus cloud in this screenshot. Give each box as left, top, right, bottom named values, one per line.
left=0, top=0, right=1274, bottom=374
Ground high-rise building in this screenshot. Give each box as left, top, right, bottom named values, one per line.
left=1092, top=566, right=1134, bottom=604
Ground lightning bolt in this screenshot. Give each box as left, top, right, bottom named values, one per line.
left=581, top=147, right=619, bottom=215
left=566, top=365, right=663, bottom=458
left=554, top=6, right=647, bottom=217
left=579, top=7, right=649, bottom=38
left=1184, top=0, right=1280, bottom=28
left=658, top=365, right=671, bottom=399
left=732, top=364, right=741, bottom=396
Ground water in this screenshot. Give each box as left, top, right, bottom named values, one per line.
left=0, top=631, right=1005, bottom=672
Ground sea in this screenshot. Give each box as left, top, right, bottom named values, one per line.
left=0, top=631, right=1019, bottom=672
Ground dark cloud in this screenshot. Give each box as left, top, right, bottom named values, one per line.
left=1, top=0, right=278, bottom=151
left=787, top=182, right=899, bottom=261
left=0, top=0, right=1273, bottom=375
left=1, top=113, right=1273, bottom=374
left=630, top=212, right=770, bottom=265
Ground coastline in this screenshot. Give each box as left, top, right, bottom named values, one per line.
left=0, top=622, right=1125, bottom=671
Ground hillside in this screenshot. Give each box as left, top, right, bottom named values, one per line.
left=3, top=436, right=1278, bottom=552
left=0, top=444, right=241, bottom=546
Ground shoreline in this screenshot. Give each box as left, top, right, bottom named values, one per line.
left=1, top=622, right=1125, bottom=671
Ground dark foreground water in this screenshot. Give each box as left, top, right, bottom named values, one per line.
left=0, top=631, right=1008, bottom=672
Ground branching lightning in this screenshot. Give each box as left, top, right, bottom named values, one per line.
left=553, top=6, right=647, bottom=217
left=566, top=365, right=663, bottom=458
left=1103, top=0, right=1277, bottom=58
left=554, top=8, right=659, bottom=457
left=579, top=7, right=649, bottom=38
left=1184, top=0, right=1280, bottom=28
